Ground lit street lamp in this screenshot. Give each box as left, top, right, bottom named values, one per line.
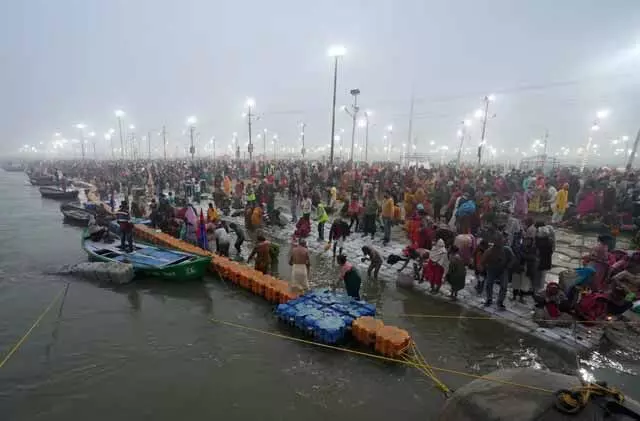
left=477, top=94, right=496, bottom=166
left=328, top=45, right=346, bottom=165
left=581, top=109, right=609, bottom=172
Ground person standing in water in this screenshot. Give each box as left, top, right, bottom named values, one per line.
left=337, top=254, right=362, bottom=300
left=289, top=239, right=311, bottom=293
left=248, top=233, right=271, bottom=274
left=361, top=245, right=383, bottom=281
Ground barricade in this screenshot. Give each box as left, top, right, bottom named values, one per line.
left=134, top=225, right=411, bottom=355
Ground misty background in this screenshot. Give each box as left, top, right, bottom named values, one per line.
left=2, top=0, right=640, bottom=163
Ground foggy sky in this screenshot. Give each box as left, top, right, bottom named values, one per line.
left=2, top=0, right=640, bottom=161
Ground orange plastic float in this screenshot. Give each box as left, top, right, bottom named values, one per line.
left=375, top=325, right=411, bottom=357
left=134, top=224, right=409, bottom=357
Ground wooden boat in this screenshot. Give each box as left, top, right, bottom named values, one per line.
left=39, top=186, right=79, bottom=200
left=61, top=203, right=93, bottom=226
left=81, top=230, right=210, bottom=281
left=29, top=175, right=58, bottom=186
left=1, top=163, right=25, bottom=172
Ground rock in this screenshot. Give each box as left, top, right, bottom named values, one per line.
left=60, top=262, right=135, bottom=284
left=437, top=368, right=638, bottom=420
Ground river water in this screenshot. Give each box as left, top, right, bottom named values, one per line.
left=0, top=171, right=638, bottom=420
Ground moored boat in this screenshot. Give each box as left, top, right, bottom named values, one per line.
left=61, top=204, right=93, bottom=226
left=39, top=186, right=79, bottom=200
left=1, top=163, right=25, bottom=172
left=81, top=230, right=210, bottom=281
left=29, top=175, right=58, bottom=186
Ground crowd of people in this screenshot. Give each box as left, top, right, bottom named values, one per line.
left=25, top=157, right=640, bottom=324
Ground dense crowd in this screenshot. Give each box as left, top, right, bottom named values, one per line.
left=25, top=158, right=640, bottom=324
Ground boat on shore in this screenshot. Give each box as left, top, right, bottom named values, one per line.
left=1, top=163, right=25, bottom=172
left=29, top=175, right=58, bottom=186
left=39, top=186, right=79, bottom=200
left=61, top=202, right=94, bottom=226
left=81, top=230, right=210, bottom=281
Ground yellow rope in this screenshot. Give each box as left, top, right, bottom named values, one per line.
left=208, top=317, right=555, bottom=394
left=0, top=285, right=69, bottom=369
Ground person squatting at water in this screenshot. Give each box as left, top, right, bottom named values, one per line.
left=248, top=233, right=271, bottom=274
left=361, top=245, right=382, bottom=280
left=214, top=221, right=231, bottom=257
left=289, top=239, right=310, bottom=293
left=337, top=254, right=362, bottom=300
left=228, top=222, right=245, bottom=257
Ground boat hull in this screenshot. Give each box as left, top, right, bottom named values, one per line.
left=40, top=187, right=79, bottom=200
left=82, top=231, right=209, bottom=281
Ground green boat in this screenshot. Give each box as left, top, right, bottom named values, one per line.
left=81, top=230, right=210, bottom=281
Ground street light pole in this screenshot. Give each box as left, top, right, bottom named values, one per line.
left=328, top=45, right=345, bottom=165
left=348, top=89, right=360, bottom=162
left=477, top=97, right=490, bottom=166
left=263, top=128, right=268, bottom=159
left=115, top=110, right=125, bottom=159
left=75, top=124, right=86, bottom=160
left=300, top=122, right=306, bottom=158
left=187, top=116, right=197, bottom=161
left=457, top=119, right=471, bottom=166
left=162, top=125, right=167, bottom=160
left=245, top=98, right=256, bottom=161
left=581, top=110, right=609, bottom=172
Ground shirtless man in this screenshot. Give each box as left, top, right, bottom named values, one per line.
left=289, top=239, right=311, bottom=292
left=361, top=245, right=383, bottom=280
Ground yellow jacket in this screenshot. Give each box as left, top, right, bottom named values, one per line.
left=382, top=198, right=395, bottom=218
left=207, top=207, right=219, bottom=222
left=555, top=189, right=568, bottom=212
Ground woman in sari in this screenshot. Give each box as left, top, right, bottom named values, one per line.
left=587, top=235, right=611, bottom=292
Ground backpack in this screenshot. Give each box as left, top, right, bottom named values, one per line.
left=456, top=200, right=476, bottom=217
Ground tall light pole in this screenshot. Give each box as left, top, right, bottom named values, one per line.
left=360, top=110, right=372, bottom=162
left=161, top=125, right=167, bottom=160
left=104, top=132, right=113, bottom=159
left=147, top=131, right=152, bottom=159
left=187, top=116, right=197, bottom=161
left=385, top=125, right=393, bottom=161
left=245, top=98, right=256, bottom=160
left=262, top=128, right=268, bottom=159
left=299, top=122, right=306, bottom=158
left=128, top=124, right=136, bottom=160
left=328, top=45, right=346, bottom=165
left=272, top=134, right=278, bottom=160
left=477, top=94, right=496, bottom=166
left=210, top=136, right=216, bottom=160
left=457, top=119, right=472, bottom=166
left=581, top=109, right=609, bottom=172
left=341, top=89, right=361, bottom=162
left=115, top=110, right=125, bottom=159
left=75, top=123, right=86, bottom=160
left=87, top=131, right=96, bottom=158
